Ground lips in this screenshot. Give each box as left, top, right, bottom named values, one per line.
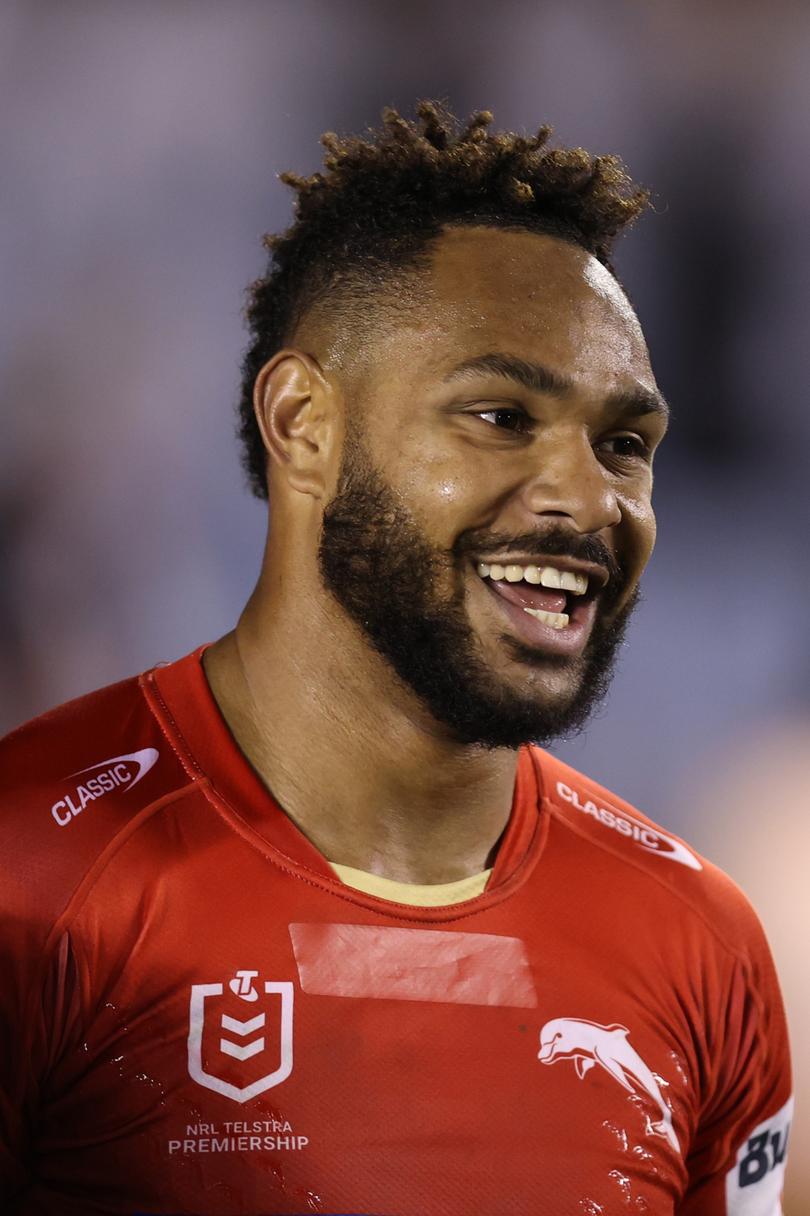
left=475, top=568, right=599, bottom=657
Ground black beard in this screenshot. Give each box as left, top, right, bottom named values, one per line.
left=318, top=429, right=638, bottom=751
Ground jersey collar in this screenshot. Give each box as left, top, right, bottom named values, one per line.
left=146, top=645, right=550, bottom=910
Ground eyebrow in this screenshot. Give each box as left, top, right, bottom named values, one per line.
left=442, top=351, right=671, bottom=423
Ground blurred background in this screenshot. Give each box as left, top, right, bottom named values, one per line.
left=1, top=0, right=807, bottom=1205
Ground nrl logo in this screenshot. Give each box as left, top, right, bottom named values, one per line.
left=187, top=970, right=294, bottom=1103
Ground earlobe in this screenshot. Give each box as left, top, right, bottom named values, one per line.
left=253, top=349, right=336, bottom=499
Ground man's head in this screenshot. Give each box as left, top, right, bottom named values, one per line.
left=241, top=104, right=668, bottom=750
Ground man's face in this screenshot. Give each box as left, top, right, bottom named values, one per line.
left=317, top=227, right=668, bottom=749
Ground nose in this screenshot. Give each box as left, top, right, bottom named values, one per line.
left=519, top=428, right=621, bottom=534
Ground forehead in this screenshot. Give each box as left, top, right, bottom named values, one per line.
left=376, top=225, right=653, bottom=391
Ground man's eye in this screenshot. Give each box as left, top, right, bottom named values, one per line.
left=600, top=434, right=650, bottom=460
left=475, top=408, right=530, bottom=432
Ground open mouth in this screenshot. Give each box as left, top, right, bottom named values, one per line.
left=470, top=557, right=606, bottom=657
left=475, top=560, right=599, bottom=629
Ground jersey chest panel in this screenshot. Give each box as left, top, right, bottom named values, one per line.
left=37, top=845, right=692, bottom=1215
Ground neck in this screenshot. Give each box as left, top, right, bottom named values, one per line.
left=203, top=581, right=519, bottom=886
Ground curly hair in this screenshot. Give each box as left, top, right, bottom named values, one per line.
left=239, top=101, right=650, bottom=499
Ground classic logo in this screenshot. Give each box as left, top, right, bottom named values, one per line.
left=556, top=781, right=703, bottom=871
left=51, top=747, right=160, bottom=827
left=538, top=1016, right=681, bottom=1153
left=188, top=970, right=294, bottom=1103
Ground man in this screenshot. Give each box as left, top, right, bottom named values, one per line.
left=0, top=103, right=792, bottom=1213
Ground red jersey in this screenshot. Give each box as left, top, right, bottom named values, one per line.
left=0, top=647, right=792, bottom=1215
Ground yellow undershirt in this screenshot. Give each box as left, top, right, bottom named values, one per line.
left=329, top=862, right=492, bottom=906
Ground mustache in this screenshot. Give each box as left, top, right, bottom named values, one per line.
left=455, top=527, right=625, bottom=599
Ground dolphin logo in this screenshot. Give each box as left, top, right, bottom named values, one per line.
left=538, top=1017, right=680, bottom=1154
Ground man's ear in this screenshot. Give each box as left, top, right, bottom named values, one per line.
left=253, top=349, right=339, bottom=499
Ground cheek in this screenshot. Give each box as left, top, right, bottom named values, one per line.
left=395, top=459, right=491, bottom=557
left=436, top=475, right=469, bottom=505
left=621, top=494, right=657, bottom=567
left=395, top=450, right=479, bottom=515
left=404, top=473, right=479, bottom=547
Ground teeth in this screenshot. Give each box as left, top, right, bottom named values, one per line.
left=523, top=607, right=569, bottom=629
left=477, top=562, right=588, bottom=595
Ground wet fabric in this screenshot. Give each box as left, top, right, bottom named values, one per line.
left=0, top=647, right=792, bottom=1214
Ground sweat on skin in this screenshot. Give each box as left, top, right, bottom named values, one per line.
left=203, top=225, right=669, bottom=886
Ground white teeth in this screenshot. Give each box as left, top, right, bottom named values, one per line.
left=563, top=571, right=588, bottom=595
left=477, top=561, right=589, bottom=595
left=523, top=607, right=570, bottom=629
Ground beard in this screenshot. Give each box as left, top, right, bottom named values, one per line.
left=317, top=425, right=638, bottom=751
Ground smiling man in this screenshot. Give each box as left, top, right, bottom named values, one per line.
left=0, top=104, right=792, bottom=1214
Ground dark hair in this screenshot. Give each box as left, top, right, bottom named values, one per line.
left=239, top=101, right=649, bottom=499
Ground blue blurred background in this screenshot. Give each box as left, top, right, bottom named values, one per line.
left=1, top=0, right=807, bottom=1204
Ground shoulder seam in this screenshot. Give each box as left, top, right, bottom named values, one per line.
left=7, top=671, right=202, bottom=977
left=548, top=804, right=754, bottom=967
left=40, top=668, right=211, bottom=947
left=43, top=782, right=199, bottom=957
left=139, top=670, right=206, bottom=782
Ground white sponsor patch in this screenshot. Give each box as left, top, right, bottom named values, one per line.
left=726, top=1096, right=793, bottom=1215
left=556, top=781, right=703, bottom=870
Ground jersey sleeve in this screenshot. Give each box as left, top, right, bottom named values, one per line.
left=0, top=911, right=30, bottom=1196
left=0, top=670, right=182, bottom=1206
left=678, top=891, right=793, bottom=1215
left=0, top=928, right=83, bottom=1203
